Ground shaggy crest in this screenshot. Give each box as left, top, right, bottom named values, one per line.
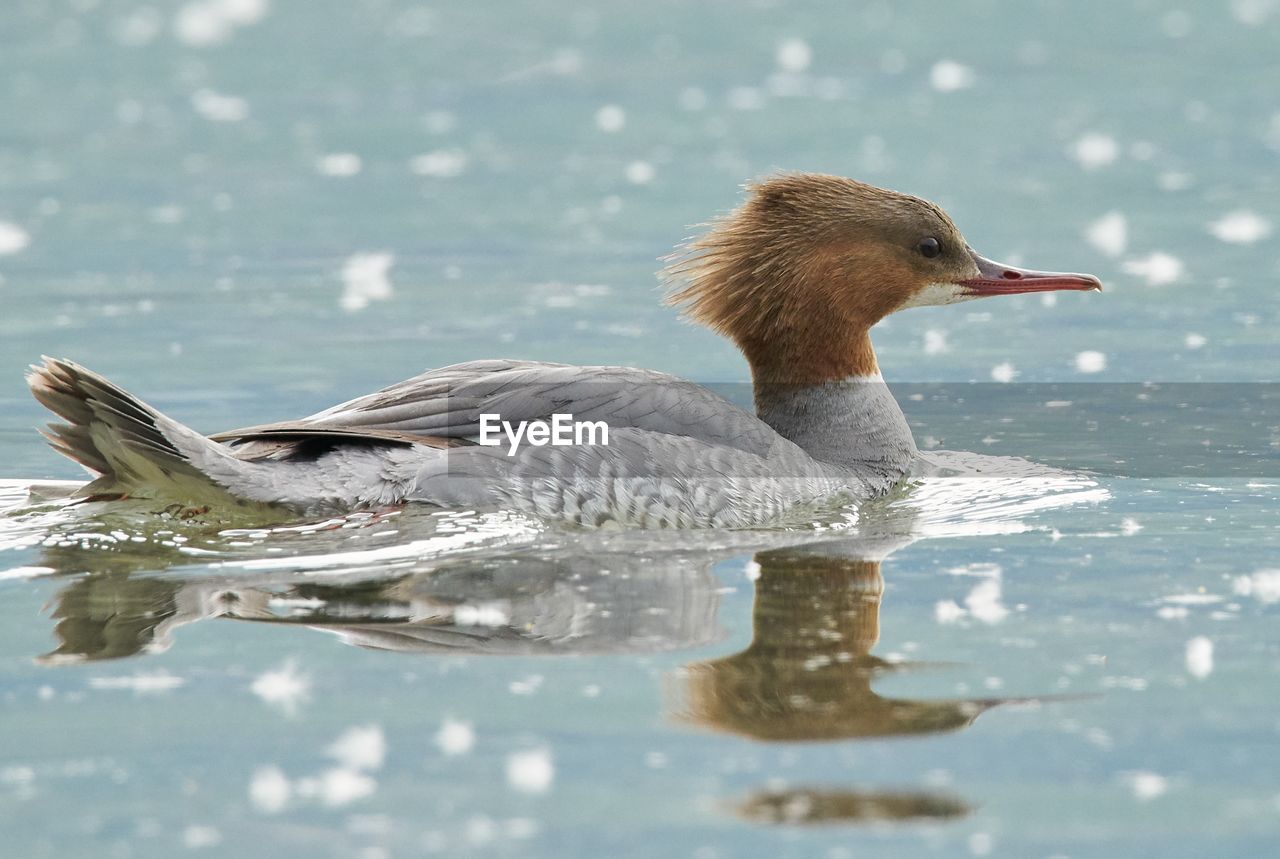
left=662, top=173, right=964, bottom=383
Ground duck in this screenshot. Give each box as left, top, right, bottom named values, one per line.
left=27, top=173, right=1100, bottom=528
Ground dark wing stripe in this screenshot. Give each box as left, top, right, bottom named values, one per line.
left=210, top=425, right=466, bottom=449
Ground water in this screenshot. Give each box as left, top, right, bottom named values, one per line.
left=2, top=0, right=1279, bottom=855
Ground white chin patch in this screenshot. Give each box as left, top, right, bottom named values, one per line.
left=897, top=282, right=974, bottom=309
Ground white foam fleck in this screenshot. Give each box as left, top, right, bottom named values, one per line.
left=250, top=660, right=311, bottom=715
left=935, top=600, right=965, bottom=624
left=1084, top=211, right=1128, bottom=257
left=625, top=161, right=656, bottom=185
left=776, top=38, right=812, bottom=73
left=249, top=766, right=291, bottom=813
left=509, top=675, right=544, bottom=696
left=604, top=323, right=645, bottom=338
left=1075, top=351, right=1107, bottom=374
left=393, top=6, right=434, bottom=36
left=1162, top=593, right=1223, bottom=606
left=218, top=0, right=269, bottom=26
left=923, top=329, right=949, bottom=355
left=340, top=252, right=394, bottom=312
left=1262, top=125, right=1280, bottom=161
left=113, top=7, right=163, bottom=46
left=723, top=86, right=762, bottom=112
left=1160, top=10, right=1193, bottom=38
left=435, top=718, right=475, bottom=756
left=1185, top=636, right=1213, bottom=679
left=409, top=149, right=468, bottom=178
left=316, top=152, right=362, bottom=177
left=312, top=768, right=376, bottom=806
left=465, top=816, right=497, bottom=846
left=174, top=0, right=269, bottom=46
left=990, top=362, right=1016, bottom=383
left=1120, top=517, right=1143, bottom=535
left=859, top=134, right=890, bottom=173
left=115, top=99, right=145, bottom=125
left=1158, top=171, right=1194, bottom=191
left=1233, top=569, right=1280, bottom=603
left=0, top=221, right=32, bottom=255
left=594, top=104, right=626, bottom=133
left=1124, top=771, right=1169, bottom=801
left=930, top=59, right=975, bottom=92
left=946, top=563, right=1003, bottom=578
left=506, top=748, right=554, bottom=794
left=174, top=3, right=233, bottom=45
left=89, top=671, right=185, bottom=694
left=423, top=110, right=456, bottom=134
left=1231, top=0, right=1277, bottom=26
left=1208, top=210, right=1271, bottom=245
left=182, top=825, right=222, bottom=849
left=1122, top=252, right=1183, bottom=286
left=678, top=87, right=708, bottom=111
left=1, top=765, right=34, bottom=785
left=191, top=89, right=248, bottom=122
left=967, top=832, right=994, bottom=856
left=550, top=48, right=582, bottom=75
left=150, top=205, right=185, bottom=225
left=767, top=69, right=810, bottom=98
left=327, top=725, right=385, bottom=772
left=1184, top=332, right=1207, bottom=349
left=1070, top=132, right=1119, bottom=170
left=965, top=578, right=1009, bottom=624
left=505, top=818, right=541, bottom=840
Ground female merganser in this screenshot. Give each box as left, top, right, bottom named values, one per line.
left=28, top=174, right=1100, bottom=528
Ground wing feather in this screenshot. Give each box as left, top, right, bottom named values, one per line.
left=214, top=360, right=777, bottom=456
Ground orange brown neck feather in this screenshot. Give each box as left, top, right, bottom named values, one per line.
left=666, top=223, right=914, bottom=388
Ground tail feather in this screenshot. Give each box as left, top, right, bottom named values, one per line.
left=27, top=357, right=417, bottom=513
left=27, top=357, right=220, bottom=497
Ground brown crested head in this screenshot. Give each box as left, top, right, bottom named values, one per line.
left=664, top=173, right=973, bottom=384
left=663, top=173, right=1100, bottom=386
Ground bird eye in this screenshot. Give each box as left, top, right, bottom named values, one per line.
left=918, top=237, right=942, bottom=258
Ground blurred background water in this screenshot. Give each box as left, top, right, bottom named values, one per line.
left=1, top=0, right=1279, bottom=856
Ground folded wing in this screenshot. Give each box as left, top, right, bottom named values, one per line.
left=213, top=360, right=778, bottom=459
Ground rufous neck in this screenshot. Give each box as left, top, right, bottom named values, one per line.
left=742, top=327, right=879, bottom=391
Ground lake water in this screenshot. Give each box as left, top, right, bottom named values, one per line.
left=2, top=1, right=1279, bottom=856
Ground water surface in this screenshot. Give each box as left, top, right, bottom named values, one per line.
left=2, top=1, right=1279, bottom=856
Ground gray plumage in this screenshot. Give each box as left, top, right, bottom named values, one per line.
left=24, top=173, right=1100, bottom=529
left=26, top=357, right=918, bottom=528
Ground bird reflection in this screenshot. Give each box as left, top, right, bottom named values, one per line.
left=669, top=539, right=1050, bottom=826
left=676, top=541, right=1025, bottom=742
left=37, top=548, right=726, bottom=662
left=266, top=552, right=725, bottom=656
left=36, top=525, right=1076, bottom=826
left=733, top=787, right=970, bottom=825
left=39, top=568, right=276, bottom=664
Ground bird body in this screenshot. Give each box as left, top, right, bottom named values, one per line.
left=28, top=174, right=1100, bottom=528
